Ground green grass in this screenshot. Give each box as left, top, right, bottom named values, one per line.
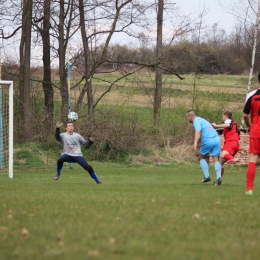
left=91, top=83, right=246, bottom=104
left=90, top=73, right=251, bottom=89
left=168, top=74, right=249, bottom=88
left=1, top=162, right=260, bottom=260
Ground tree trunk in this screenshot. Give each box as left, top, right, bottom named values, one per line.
left=78, top=0, right=94, bottom=121
left=18, top=0, right=32, bottom=142
left=41, top=0, right=53, bottom=129
left=58, top=0, right=68, bottom=123
left=154, top=0, right=163, bottom=123
left=76, top=0, right=132, bottom=121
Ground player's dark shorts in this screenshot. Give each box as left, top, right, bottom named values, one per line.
left=222, top=140, right=239, bottom=156
left=249, top=138, right=260, bottom=154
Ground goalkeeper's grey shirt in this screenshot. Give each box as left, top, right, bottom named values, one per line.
left=56, top=130, right=89, bottom=156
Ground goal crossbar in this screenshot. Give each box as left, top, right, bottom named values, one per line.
left=0, top=80, right=13, bottom=178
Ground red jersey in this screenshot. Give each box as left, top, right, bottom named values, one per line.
left=223, top=120, right=239, bottom=142
left=243, top=88, right=260, bottom=138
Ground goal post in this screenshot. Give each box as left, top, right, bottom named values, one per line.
left=0, top=80, right=13, bottom=179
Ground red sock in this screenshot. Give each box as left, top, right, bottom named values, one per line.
left=246, top=162, right=256, bottom=191
left=224, top=154, right=234, bottom=160
left=221, top=167, right=225, bottom=177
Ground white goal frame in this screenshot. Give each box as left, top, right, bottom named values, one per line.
left=0, top=80, right=13, bottom=178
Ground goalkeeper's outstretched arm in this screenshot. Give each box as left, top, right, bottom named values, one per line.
left=82, top=138, right=94, bottom=149
left=55, top=122, right=63, bottom=142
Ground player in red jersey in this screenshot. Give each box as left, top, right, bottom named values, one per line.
left=212, top=111, right=240, bottom=178
left=243, top=73, right=260, bottom=195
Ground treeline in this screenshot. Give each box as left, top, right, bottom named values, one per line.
left=93, top=25, right=260, bottom=75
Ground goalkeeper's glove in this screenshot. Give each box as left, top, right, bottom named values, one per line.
left=56, top=121, right=63, bottom=128
left=83, top=138, right=94, bottom=149
left=88, top=137, right=94, bottom=145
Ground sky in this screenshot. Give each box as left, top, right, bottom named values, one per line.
left=0, top=0, right=255, bottom=67
left=175, top=0, right=237, bottom=33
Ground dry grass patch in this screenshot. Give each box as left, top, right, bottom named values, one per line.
left=130, top=143, right=197, bottom=165
left=165, top=143, right=196, bottom=162
left=130, top=154, right=166, bottom=164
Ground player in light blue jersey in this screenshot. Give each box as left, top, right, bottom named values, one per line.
left=186, top=110, right=222, bottom=186
left=54, top=121, right=101, bottom=184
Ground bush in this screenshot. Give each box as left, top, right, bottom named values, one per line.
left=14, top=149, right=43, bottom=167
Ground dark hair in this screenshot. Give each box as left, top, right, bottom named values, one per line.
left=223, top=111, right=232, bottom=119
left=258, top=72, right=260, bottom=82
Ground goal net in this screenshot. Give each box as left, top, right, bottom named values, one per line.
left=0, top=81, right=13, bottom=178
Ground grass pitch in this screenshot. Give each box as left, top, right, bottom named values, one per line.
left=1, top=162, right=260, bottom=260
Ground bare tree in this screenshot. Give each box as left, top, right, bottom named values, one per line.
left=75, top=0, right=150, bottom=120
left=218, top=0, right=260, bottom=89
left=78, top=0, right=95, bottom=121
left=19, top=0, right=33, bottom=142
left=58, top=0, right=69, bottom=123
left=33, top=0, right=54, bottom=128
left=154, top=0, right=163, bottom=122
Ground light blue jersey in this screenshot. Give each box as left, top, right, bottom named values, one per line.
left=193, top=116, right=220, bottom=156
left=193, top=117, right=218, bottom=143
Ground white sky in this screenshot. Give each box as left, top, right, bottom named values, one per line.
left=1, top=0, right=257, bottom=67
left=175, top=0, right=237, bottom=33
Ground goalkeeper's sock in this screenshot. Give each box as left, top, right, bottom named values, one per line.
left=214, top=161, right=222, bottom=179
left=224, top=154, right=234, bottom=161
left=200, top=159, right=209, bottom=178
left=89, top=171, right=101, bottom=184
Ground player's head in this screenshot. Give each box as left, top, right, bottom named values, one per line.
left=186, top=110, right=196, bottom=123
left=66, top=122, right=74, bottom=133
left=223, top=111, right=232, bottom=121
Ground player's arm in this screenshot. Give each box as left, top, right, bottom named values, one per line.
left=243, top=113, right=251, bottom=132
left=55, top=122, right=63, bottom=142
left=243, top=95, right=252, bottom=132
left=82, top=140, right=93, bottom=149
left=80, top=135, right=94, bottom=149
left=194, top=130, right=201, bottom=151
left=212, top=122, right=231, bottom=129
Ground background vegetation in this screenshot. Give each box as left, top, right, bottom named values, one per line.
left=6, top=73, right=250, bottom=164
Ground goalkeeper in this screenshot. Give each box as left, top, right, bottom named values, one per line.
left=54, top=121, right=101, bottom=184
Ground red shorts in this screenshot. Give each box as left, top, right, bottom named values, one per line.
left=222, top=141, right=239, bottom=156
left=249, top=138, right=260, bottom=154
